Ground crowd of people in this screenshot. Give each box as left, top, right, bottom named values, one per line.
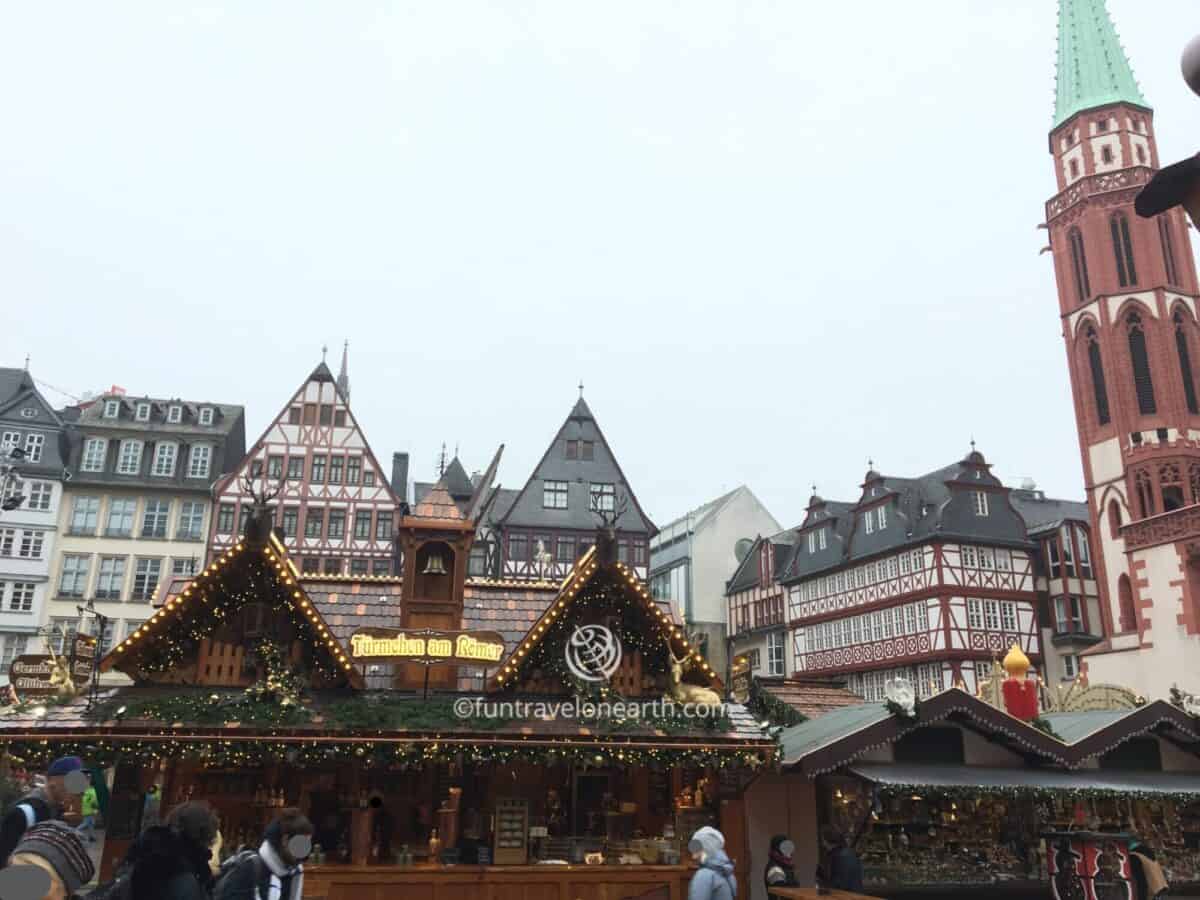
left=0, top=756, right=313, bottom=900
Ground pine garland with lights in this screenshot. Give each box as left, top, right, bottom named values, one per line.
left=1030, top=716, right=1063, bottom=741
left=748, top=678, right=806, bottom=728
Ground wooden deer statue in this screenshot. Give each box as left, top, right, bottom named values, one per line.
left=46, top=642, right=78, bottom=700
left=589, top=492, right=630, bottom=564
left=239, top=466, right=288, bottom=542
left=665, top=644, right=722, bottom=706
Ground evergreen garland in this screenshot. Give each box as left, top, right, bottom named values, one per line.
left=1030, top=716, right=1063, bottom=741
left=747, top=679, right=806, bottom=728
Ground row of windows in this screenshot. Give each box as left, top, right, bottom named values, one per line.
left=286, top=404, right=348, bottom=428
left=105, top=398, right=214, bottom=427
left=58, top=553, right=192, bottom=602
left=505, top=533, right=645, bottom=566
left=0, top=431, right=46, bottom=463
left=68, top=496, right=206, bottom=540
left=1089, top=309, right=1200, bottom=423
left=965, top=598, right=1020, bottom=633
left=542, top=481, right=615, bottom=511
left=0, top=528, right=45, bottom=560
left=806, top=601, right=932, bottom=653
left=0, top=582, right=36, bottom=613
left=793, top=549, right=926, bottom=604
left=81, top=437, right=213, bottom=479
left=650, top=562, right=688, bottom=606
left=1044, top=524, right=1093, bottom=579
left=959, top=545, right=1015, bottom=571
left=846, top=663, right=942, bottom=703
left=3, top=480, right=53, bottom=511
left=730, top=593, right=784, bottom=635
left=248, top=453, right=375, bottom=487
left=216, top=503, right=392, bottom=542
left=299, top=557, right=393, bottom=577
left=1054, top=596, right=1086, bottom=634
left=1065, top=213, right=1180, bottom=310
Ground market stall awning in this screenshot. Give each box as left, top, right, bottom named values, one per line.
left=847, top=761, right=1200, bottom=798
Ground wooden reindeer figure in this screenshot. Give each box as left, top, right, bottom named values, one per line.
left=665, top=644, right=722, bottom=707
left=239, top=465, right=288, bottom=542
left=589, top=492, right=630, bottom=564
left=46, top=641, right=78, bottom=700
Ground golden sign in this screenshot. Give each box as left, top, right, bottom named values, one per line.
left=349, top=628, right=506, bottom=666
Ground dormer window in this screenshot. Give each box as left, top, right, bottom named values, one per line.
left=19, top=408, right=36, bottom=419
left=818, top=528, right=827, bottom=550
left=199, top=407, right=214, bottom=426
left=167, top=405, right=183, bottom=424
left=864, top=512, right=874, bottom=535
left=807, top=532, right=816, bottom=553
left=135, top=402, right=151, bottom=421
left=876, top=506, right=887, bottom=530
left=973, top=491, right=990, bottom=517
left=103, top=400, right=120, bottom=419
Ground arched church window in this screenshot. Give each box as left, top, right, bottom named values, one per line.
left=1118, top=574, right=1136, bottom=632
left=1134, top=467, right=1155, bottom=518
left=1108, top=498, right=1122, bottom=539
left=1085, top=327, right=1110, bottom=425
left=1175, top=311, right=1199, bottom=414
left=1161, top=462, right=1185, bottom=512
left=1069, top=228, right=1091, bottom=302
left=1110, top=213, right=1138, bottom=287
left=1127, top=312, right=1156, bottom=414
left=1161, top=217, right=1181, bottom=287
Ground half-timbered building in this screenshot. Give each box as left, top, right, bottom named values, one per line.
left=416, top=395, right=657, bottom=583
left=208, top=358, right=401, bottom=577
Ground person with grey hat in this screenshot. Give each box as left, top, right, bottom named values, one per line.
left=0, top=756, right=84, bottom=867
left=687, top=826, right=736, bottom=900
left=8, top=820, right=95, bottom=899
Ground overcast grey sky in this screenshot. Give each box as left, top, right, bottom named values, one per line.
left=2, top=1, right=1197, bottom=529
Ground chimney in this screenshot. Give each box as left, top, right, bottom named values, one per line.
left=391, top=452, right=409, bottom=504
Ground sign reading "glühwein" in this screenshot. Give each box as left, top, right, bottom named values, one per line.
left=9, top=656, right=68, bottom=698
left=349, top=628, right=506, bottom=666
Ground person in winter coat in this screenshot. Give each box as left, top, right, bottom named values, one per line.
left=7, top=821, right=95, bottom=899
left=0, top=756, right=82, bottom=867
left=816, top=825, right=864, bottom=893
left=122, top=801, right=219, bottom=900
left=215, top=808, right=312, bottom=900
left=687, top=826, right=736, bottom=900
left=1129, top=840, right=1169, bottom=900
left=763, top=834, right=797, bottom=891
left=77, top=775, right=99, bottom=844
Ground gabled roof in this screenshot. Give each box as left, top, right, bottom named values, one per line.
left=1053, top=0, right=1147, bottom=128
left=442, top=458, right=475, bottom=502
left=757, top=677, right=863, bottom=719
left=498, top=396, right=657, bottom=536
left=488, top=550, right=719, bottom=692
left=99, top=531, right=364, bottom=688
left=1008, top=488, right=1089, bottom=536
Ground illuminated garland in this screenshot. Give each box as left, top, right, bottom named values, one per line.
left=876, top=782, right=1200, bottom=803
left=748, top=679, right=807, bottom=728
left=1030, top=716, right=1063, bottom=741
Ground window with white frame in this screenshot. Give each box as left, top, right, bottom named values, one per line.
left=967, top=598, right=983, bottom=630
left=1047, top=537, right=1062, bottom=578
left=542, top=480, right=568, bottom=509
left=864, top=512, right=874, bottom=535
left=962, top=545, right=977, bottom=568
left=1054, top=596, right=1085, bottom=634
left=979, top=548, right=994, bottom=569
left=26, top=481, right=51, bottom=511
left=188, top=445, right=212, bottom=479
left=172, top=557, right=197, bottom=577
left=984, top=599, right=1000, bottom=631
left=747, top=648, right=761, bottom=670
left=49, top=619, right=77, bottom=656
left=1001, top=601, right=1017, bottom=632
left=142, top=499, right=170, bottom=538
left=106, top=498, right=136, bottom=536
left=588, top=483, right=615, bottom=512
left=69, top=496, right=99, bottom=533
left=1061, top=526, right=1077, bottom=577
left=877, top=506, right=887, bottom=530
left=81, top=438, right=107, bottom=472
left=59, top=555, right=90, bottom=597
left=178, top=501, right=205, bottom=539
left=135, top=402, right=151, bottom=421
left=8, top=583, right=34, bottom=613
left=767, top=631, right=785, bottom=676
left=819, top=528, right=827, bottom=550
left=807, top=532, right=816, bottom=553
left=996, top=548, right=1012, bottom=570
left=96, top=619, right=117, bottom=655
left=17, top=531, right=43, bottom=559
left=95, top=557, right=127, bottom=600
left=1, top=432, right=18, bottom=453
left=198, top=407, right=214, bottom=426
left=131, top=558, right=163, bottom=601
left=23, top=433, right=44, bottom=463
left=904, top=604, right=917, bottom=634
left=1076, top=526, right=1093, bottom=578
left=1062, top=654, right=1079, bottom=680
left=851, top=615, right=862, bottom=644
left=103, top=400, right=120, bottom=418
left=0, top=634, right=29, bottom=673
left=973, top=491, right=989, bottom=516
left=883, top=607, right=895, bottom=638
left=117, top=440, right=143, bottom=475
left=152, top=442, right=178, bottom=477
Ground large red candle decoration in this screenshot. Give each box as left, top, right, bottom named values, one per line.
left=1000, top=644, right=1038, bottom=721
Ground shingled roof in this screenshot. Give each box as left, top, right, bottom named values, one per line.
left=757, top=677, right=864, bottom=719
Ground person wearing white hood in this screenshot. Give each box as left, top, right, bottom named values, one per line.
left=688, top=826, right=737, bottom=900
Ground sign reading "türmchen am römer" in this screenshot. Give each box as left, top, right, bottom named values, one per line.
left=348, top=628, right=506, bottom=666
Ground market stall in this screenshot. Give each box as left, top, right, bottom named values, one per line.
left=0, top=489, right=774, bottom=898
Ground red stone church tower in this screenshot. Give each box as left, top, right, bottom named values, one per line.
left=1046, top=0, right=1200, bottom=698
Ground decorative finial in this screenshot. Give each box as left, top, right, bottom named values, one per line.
left=438, top=442, right=448, bottom=477
left=970, top=436, right=976, bottom=452
left=867, top=458, right=874, bottom=470
left=578, top=380, right=584, bottom=398
left=321, top=344, right=328, bottom=363
left=23, top=354, right=29, bottom=371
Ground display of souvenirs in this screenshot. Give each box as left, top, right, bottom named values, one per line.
left=493, top=798, right=529, bottom=865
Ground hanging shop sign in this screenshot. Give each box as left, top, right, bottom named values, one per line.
left=9, top=655, right=69, bottom=699
left=349, top=628, right=506, bottom=666
left=70, top=634, right=97, bottom=687
left=730, top=655, right=751, bottom=705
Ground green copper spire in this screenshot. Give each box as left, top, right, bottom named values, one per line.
left=1054, top=0, right=1148, bottom=127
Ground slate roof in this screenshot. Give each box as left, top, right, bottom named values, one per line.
left=498, top=396, right=656, bottom=536
left=441, top=458, right=475, bottom=502
left=1008, top=489, right=1089, bottom=536
left=758, top=677, right=864, bottom=719
left=726, top=529, right=800, bottom=594
left=304, top=578, right=404, bottom=690
left=0, top=367, right=70, bottom=478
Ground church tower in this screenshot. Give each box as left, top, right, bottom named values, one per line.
left=1047, top=0, right=1200, bottom=697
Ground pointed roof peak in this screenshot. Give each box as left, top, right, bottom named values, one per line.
left=442, top=456, right=475, bottom=500
left=308, top=360, right=335, bottom=384
left=570, top=395, right=594, bottom=421
left=1054, top=0, right=1147, bottom=127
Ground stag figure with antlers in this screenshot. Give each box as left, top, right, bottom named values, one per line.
left=238, top=466, right=289, bottom=541
left=665, top=644, right=722, bottom=707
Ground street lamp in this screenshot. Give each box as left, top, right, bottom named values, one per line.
left=1136, top=34, right=1200, bottom=223
left=0, top=446, right=27, bottom=512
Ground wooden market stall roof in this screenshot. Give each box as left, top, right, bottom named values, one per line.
left=756, top=676, right=864, bottom=719
left=98, top=532, right=364, bottom=689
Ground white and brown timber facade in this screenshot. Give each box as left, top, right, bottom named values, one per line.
left=208, top=361, right=401, bottom=577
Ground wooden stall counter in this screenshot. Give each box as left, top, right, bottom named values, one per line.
left=303, top=862, right=693, bottom=900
